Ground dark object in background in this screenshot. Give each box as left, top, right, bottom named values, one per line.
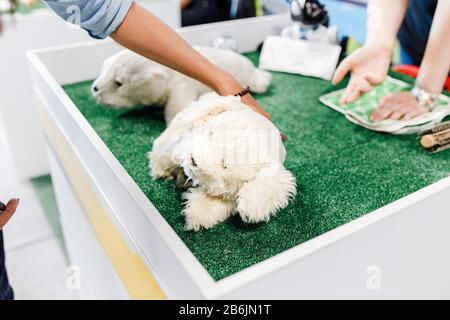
left=290, top=0, right=329, bottom=27
left=181, top=0, right=258, bottom=27
left=0, top=202, right=5, bottom=212
left=339, top=35, right=349, bottom=58
left=0, top=231, right=14, bottom=300
left=233, top=0, right=256, bottom=19
left=181, top=0, right=232, bottom=27
left=397, top=0, right=438, bottom=67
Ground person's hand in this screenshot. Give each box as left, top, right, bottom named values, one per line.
left=0, top=199, right=19, bottom=229
left=332, top=45, right=391, bottom=104
left=239, top=94, right=289, bottom=141
left=216, top=76, right=272, bottom=121
left=371, top=91, right=428, bottom=122
left=215, top=75, right=289, bottom=141
left=240, top=94, right=272, bottom=121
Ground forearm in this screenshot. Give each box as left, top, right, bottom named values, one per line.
left=416, top=0, right=450, bottom=95
left=365, top=0, right=408, bottom=50
left=111, top=3, right=241, bottom=95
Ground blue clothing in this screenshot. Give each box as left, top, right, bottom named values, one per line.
left=44, top=0, right=134, bottom=39
left=0, top=231, right=13, bottom=300
left=397, top=0, right=438, bottom=66
left=399, top=46, right=414, bottom=65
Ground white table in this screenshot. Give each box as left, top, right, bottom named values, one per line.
left=28, top=14, right=450, bottom=299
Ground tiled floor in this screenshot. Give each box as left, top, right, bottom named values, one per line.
left=0, top=122, right=78, bottom=300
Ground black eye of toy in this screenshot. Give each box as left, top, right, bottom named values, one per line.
left=115, top=80, right=123, bottom=87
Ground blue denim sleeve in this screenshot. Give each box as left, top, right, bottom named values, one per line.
left=44, top=0, right=134, bottom=39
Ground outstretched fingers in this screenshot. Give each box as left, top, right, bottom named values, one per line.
left=332, top=59, right=353, bottom=85
left=340, top=77, right=373, bottom=105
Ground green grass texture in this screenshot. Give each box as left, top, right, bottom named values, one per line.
left=63, top=52, right=450, bottom=280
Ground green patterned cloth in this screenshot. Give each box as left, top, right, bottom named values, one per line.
left=320, top=77, right=450, bottom=134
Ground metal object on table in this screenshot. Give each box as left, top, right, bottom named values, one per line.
left=412, top=86, right=438, bottom=111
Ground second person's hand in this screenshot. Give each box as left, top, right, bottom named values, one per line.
left=371, top=91, right=428, bottom=122
left=332, top=44, right=391, bottom=105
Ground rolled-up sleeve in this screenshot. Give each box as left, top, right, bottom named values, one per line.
left=44, top=0, right=134, bottom=39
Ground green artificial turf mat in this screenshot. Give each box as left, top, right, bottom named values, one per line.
left=63, top=52, right=450, bottom=280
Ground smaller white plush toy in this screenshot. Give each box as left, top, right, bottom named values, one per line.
left=149, top=93, right=296, bottom=231
left=92, top=46, right=272, bottom=123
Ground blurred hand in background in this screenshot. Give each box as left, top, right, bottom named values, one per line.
left=0, top=199, right=19, bottom=230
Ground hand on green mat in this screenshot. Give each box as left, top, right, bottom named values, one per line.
left=332, top=45, right=391, bottom=105
left=371, top=91, right=429, bottom=122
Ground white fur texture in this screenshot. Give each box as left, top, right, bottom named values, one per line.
left=92, top=46, right=273, bottom=123
left=149, top=93, right=296, bottom=231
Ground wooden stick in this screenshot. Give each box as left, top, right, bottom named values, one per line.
left=420, top=128, right=450, bottom=149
